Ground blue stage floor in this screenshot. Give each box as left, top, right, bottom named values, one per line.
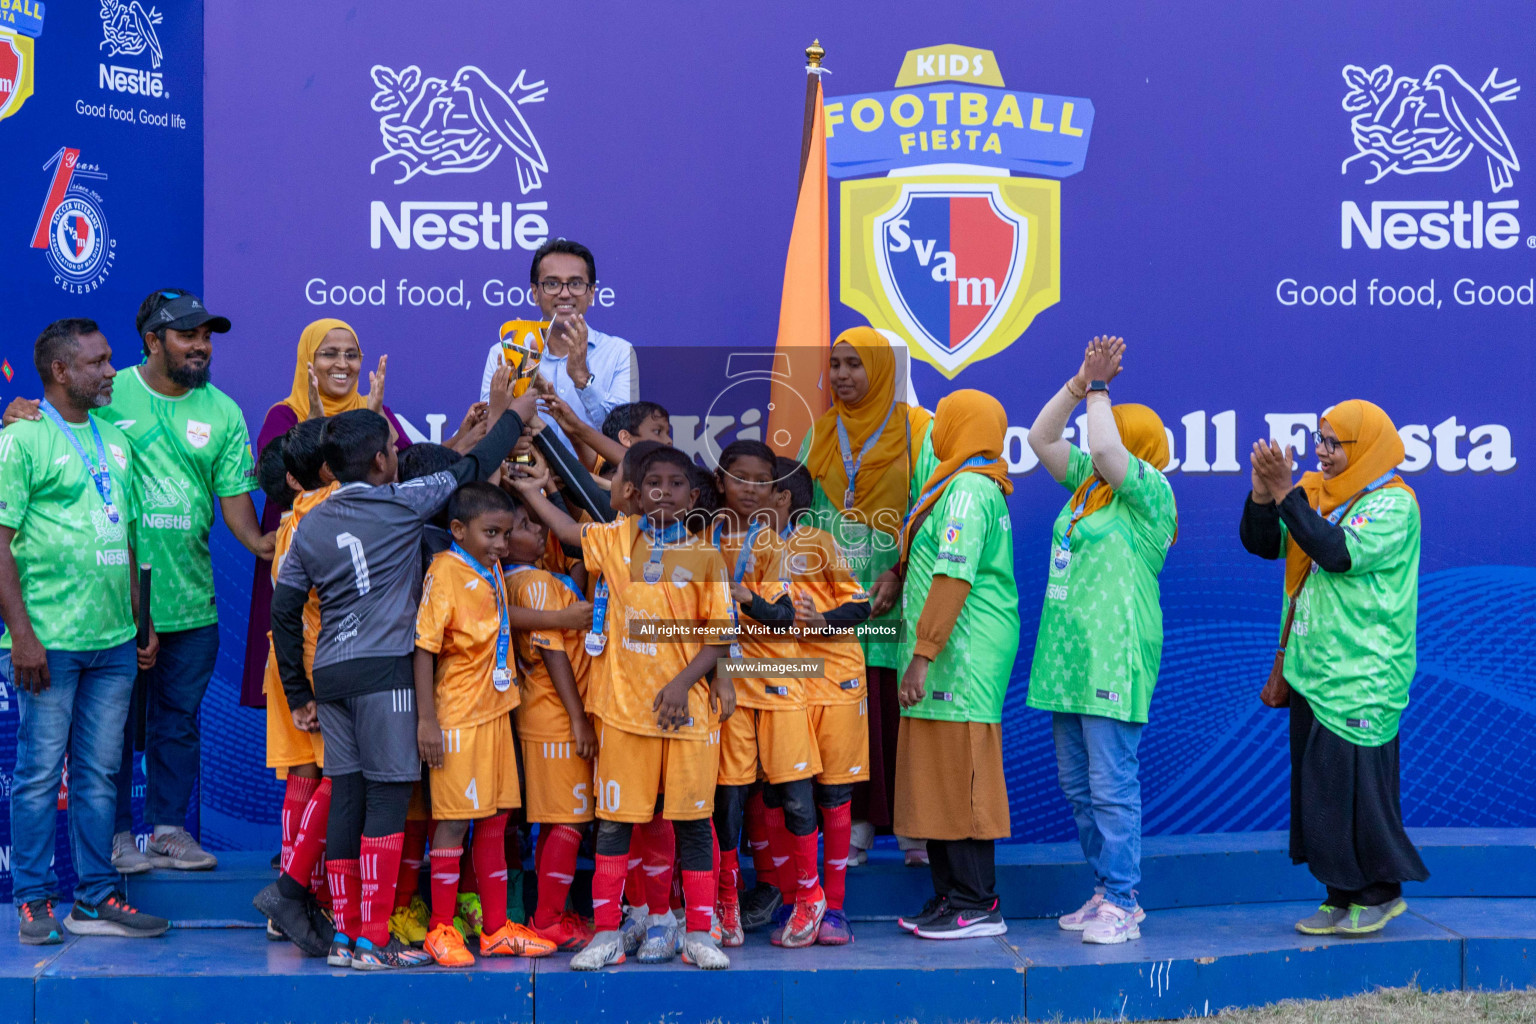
left=5, top=829, right=1534, bottom=1023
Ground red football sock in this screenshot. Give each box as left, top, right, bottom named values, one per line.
left=592, top=852, right=629, bottom=933
left=280, top=774, right=319, bottom=876
left=682, top=870, right=714, bottom=933
left=533, top=825, right=583, bottom=930
left=710, top=819, right=722, bottom=909
left=719, top=848, right=741, bottom=907
left=821, top=801, right=852, bottom=911
left=358, top=832, right=405, bottom=947
left=473, top=813, right=509, bottom=933
left=428, top=847, right=463, bottom=930
left=745, top=789, right=774, bottom=880
left=458, top=830, right=479, bottom=895
left=283, top=778, right=331, bottom=892
left=624, top=826, right=647, bottom=911
left=639, top=816, right=675, bottom=914
left=395, top=818, right=428, bottom=907
left=765, top=806, right=797, bottom=897
left=792, top=829, right=824, bottom=904
left=327, top=857, right=359, bottom=940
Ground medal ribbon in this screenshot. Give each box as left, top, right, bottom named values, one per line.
left=40, top=400, right=117, bottom=523
left=450, top=542, right=510, bottom=675
left=835, top=402, right=898, bottom=511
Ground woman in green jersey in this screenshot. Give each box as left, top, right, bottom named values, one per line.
left=1025, top=337, right=1177, bottom=946
left=1242, top=399, right=1428, bottom=937
left=891, top=388, right=1018, bottom=939
left=800, top=326, right=937, bottom=866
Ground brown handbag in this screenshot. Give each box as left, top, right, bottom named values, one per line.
left=1260, top=579, right=1304, bottom=708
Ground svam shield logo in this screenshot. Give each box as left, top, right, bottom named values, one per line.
left=841, top=176, right=1059, bottom=378
left=0, top=29, right=36, bottom=124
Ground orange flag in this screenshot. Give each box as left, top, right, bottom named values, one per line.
left=765, top=77, right=831, bottom=457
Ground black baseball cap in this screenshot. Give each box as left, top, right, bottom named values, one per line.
left=144, top=291, right=232, bottom=334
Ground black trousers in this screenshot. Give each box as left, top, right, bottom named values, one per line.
left=928, top=838, right=997, bottom=911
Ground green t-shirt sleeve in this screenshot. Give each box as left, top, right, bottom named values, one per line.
left=1341, top=488, right=1415, bottom=576
left=0, top=428, right=35, bottom=531
left=1063, top=445, right=1094, bottom=492
left=214, top=404, right=257, bottom=497
left=929, top=475, right=992, bottom=586
left=1113, top=456, right=1176, bottom=531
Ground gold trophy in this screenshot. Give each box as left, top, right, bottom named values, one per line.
left=499, top=319, right=547, bottom=463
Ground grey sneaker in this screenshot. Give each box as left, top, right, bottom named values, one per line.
left=18, top=898, right=64, bottom=945
left=1335, top=898, right=1408, bottom=937
left=636, top=912, right=679, bottom=963
left=680, top=930, right=729, bottom=969
left=146, top=828, right=217, bottom=871
left=618, top=904, right=648, bottom=954
left=1294, top=903, right=1350, bottom=935
left=571, top=930, right=626, bottom=971
left=111, top=832, right=153, bottom=875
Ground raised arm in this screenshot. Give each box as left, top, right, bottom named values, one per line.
left=1028, top=339, right=1099, bottom=483
left=1082, top=337, right=1130, bottom=488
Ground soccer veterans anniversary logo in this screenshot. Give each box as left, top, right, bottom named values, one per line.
left=30, top=146, right=115, bottom=294
left=827, top=44, right=1094, bottom=378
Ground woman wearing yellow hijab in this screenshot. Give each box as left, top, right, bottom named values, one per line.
left=797, top=326, right=937, bottom=867
left=1242, top=400, right=1427, bottom=938
left=1025, top=337, right=1178, bottom=946
left=889, top=389, right=1018, bottom=939
left=240, top=319, right=409, bottom=708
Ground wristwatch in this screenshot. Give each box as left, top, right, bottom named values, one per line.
left=1087, top=379, right=1109, bottom=394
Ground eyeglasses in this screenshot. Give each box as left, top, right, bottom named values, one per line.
left=1311, top=430, right=1356, bottom=454
left=315, top=349, right=360, bottom=361
left=538, top=278, right=591, bottom=296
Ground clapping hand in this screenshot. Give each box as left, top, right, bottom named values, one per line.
left=366, top=356, right=388, bottom=414
left=304, top=364, right=324, bottom=420
left=1250, top=440, right=1295, bottom=503
left=1081, top=336, right=1125, bottom=385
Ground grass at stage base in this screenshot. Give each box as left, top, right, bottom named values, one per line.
left=1030, top=984, right=1536, bottom=1023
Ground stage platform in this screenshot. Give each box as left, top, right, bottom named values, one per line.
left=4, top=829, right=1533, bottom=1023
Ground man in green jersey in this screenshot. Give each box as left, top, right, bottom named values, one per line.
left=6, top=290, right=272, bottom=875
left=1, top=320, right=168, bottom=944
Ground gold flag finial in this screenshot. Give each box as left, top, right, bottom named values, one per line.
left=806, top=39, right=825, bottom=68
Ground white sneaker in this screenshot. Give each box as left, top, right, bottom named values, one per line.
left=111, top=831, right=153, bottom=875
left=571, top=930, right=626, bottom=971
left=680, top=930, right=730, bottom=969
left=1082, top=901, right=1143, bottom=945
left=146, top=828, right=218, bottom=870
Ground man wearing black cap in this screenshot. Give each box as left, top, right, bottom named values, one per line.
left=8, top=289, right=275, bottom=875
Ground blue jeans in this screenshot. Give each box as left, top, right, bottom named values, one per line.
left=6, top=641, right=137, bottom=906
left=114, top=624, right=219, bottom=832
left=1052, top=712, right=1144, bottom=910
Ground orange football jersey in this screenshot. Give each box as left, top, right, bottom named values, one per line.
left=505, top=564, right=591, bottom=742
left=579, top=518, right=733, bottom=739
left=711, top=523, right=799, bottom=710
left=783, top=523, right=869, bottom=705
left=415, top=550, right=520, bottom=730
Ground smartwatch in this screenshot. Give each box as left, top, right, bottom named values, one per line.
left=1088, top=379, right=1109, bottom=394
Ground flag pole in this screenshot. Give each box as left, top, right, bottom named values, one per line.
left=799, top=39, right=826, bottom=186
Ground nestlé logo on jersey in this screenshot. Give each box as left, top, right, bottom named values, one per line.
left=368, top=63, right=551, bottom=253
left=1339, top=63, right=1524, bottom=250
left=97, top=0, right=167, bottom=100
left=827, top=45, right=1093, bottom=378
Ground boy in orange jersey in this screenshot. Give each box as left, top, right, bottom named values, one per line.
left=773, top=457, right=872, bottom=945
left=501, top=493, right=598, bottom=951
left=707, top=442, right=826, bottom=949
left=253, top=421, right=337, bottom=957
left=512, top=444, right=736, bottom=971
left=413, top=482, right=557, bottom=966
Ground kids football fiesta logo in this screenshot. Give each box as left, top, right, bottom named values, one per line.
left=31, top=147, right=116, bottom=294
left=826, top=45, right=1094, bottom=377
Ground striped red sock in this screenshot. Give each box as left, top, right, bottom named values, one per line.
left=710, top=819, right=722, bottom=912
left=765, top=806, right=797, bottom=896
left=682, top=870, right=715, bottom=933
left=533, top=825, right=583, bottom=930
left=792, top=829, right=824, bottom=904
left=719, top=848, right=741, bottom=907
left=394, top=818, right=428, bottom=907
left=358, top=832, right=405, bottom=947
left=326, top=857, right=359, bottom=939
left=458, top=831, right=478, bottom=895
left=623, top=826, right=647, bottom=912
left=279, top=775, right=319, bottom=876
left=283, top=778, right=331, bottom=892
left=473, top=813, right=509, bottom=933
left=639, top=816, right=675, bottom=914
left=745, top=789, right=774, bottom=880
left=592, top=852, right=629, bottom=933
left=428, top=847, right=462, bottom=930
left=821, top=801, right=852, bottom=911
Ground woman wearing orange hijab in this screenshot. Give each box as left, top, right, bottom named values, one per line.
left=799, top=327, right=937, bottom=868
left=240, top=319, right=410, bottom=709
left=889, top=389, right=1018, bottom=939
left=1243, top=400, right=1427, bottom=938
left=1025, top=337, right=1178, bottom=946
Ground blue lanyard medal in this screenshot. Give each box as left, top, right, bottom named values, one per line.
left=1309, top=471, right=1397, bottom=574
left=40, top=401, right=118, bottom=524
left=451, top=543, right=513, bottom=692
left=1054, top=479, right=1103, bottom=573
left=640, top=518, right=689, bottom=584
left=836, top=403, right=897, bottom=511
left=901, top=456, right=991, bottom=541
left=713, top=520, right=765, bottom=661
